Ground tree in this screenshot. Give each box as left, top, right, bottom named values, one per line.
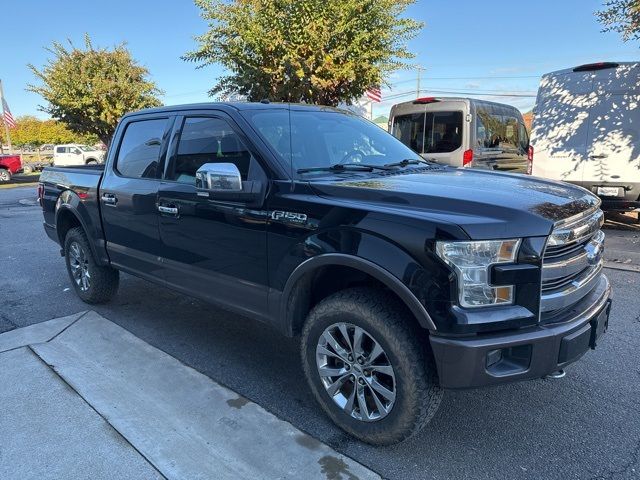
left=184, top=0, right=422, bottom=105
left=28, top=34, right=163, bottom=145
left=0, top=116, right=98, bottom=147
left=596, top=0, right=640, bottom=42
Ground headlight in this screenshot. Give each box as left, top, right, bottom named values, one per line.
left=436, top=239, right=521, bottom=308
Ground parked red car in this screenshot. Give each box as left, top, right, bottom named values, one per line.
left=0, top=154, right=22, bottom=182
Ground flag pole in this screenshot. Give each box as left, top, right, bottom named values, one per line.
left=0, top=79, right=13, bottom=153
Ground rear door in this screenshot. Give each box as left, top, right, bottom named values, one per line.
left=584, top=64, right=640, bottom=194
left=100, top=115, right=174, bottom=278
left=157, top=112, right=270, bottom=319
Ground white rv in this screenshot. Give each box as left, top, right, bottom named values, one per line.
left=530, top=62, right=640, bottom=217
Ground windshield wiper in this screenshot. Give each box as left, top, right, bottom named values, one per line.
left=383, top=158, right=431, bottom=168
left=297, top=163, right=392, bottom=174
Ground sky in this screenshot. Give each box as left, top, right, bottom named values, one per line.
left=1, top=0, right=638, bottom=120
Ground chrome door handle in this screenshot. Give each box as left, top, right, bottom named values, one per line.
left=158, top=205, right=179, bottom=216
left=101, top=194, right=117, bottom=206
left=589, top=154, right=608, bottom=159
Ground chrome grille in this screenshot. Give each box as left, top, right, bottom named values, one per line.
left=540, top=209, right=605, bottom=314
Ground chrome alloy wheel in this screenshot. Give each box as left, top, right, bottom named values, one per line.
left=316, top=322, right=396, bottom=422
left=68, top=241, right=91, bottom=291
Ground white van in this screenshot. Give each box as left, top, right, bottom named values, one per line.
left=389, top=97, right=531, bottom=174
left=53, top=144, right=105, bottom=167
left=530, top=62, right=640, bottom=216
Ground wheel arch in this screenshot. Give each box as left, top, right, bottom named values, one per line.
left=55, top=191, right=108, bottom=266
left=279, top=254, right=437, bottom=337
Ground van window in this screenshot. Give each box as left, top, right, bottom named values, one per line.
left=392, top=111, right=463, bottom=154
left=476, top=108, right=526, bottom=150
left=56, top=147, right=66, bottom=154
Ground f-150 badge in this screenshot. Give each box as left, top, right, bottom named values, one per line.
left=271, top=211, right=308, bottom=225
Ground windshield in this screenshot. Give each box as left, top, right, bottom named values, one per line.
left=242, top=108, right=422, bottom=174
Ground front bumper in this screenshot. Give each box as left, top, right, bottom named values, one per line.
left=430, top=274, right=611, bottom=389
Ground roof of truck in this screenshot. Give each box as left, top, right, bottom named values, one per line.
left=123, top=102, right=345, bottom=119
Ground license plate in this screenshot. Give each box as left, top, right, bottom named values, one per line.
left=597, top=186, right=620, bottom=197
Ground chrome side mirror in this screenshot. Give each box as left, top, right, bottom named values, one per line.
left=195, top=163, right=242, bottom=192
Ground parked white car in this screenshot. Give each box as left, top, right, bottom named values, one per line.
left=530, top=62, right=640, bottom=216
left=53, top=144, right=105, bottom=167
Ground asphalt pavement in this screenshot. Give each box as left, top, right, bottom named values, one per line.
left=1, top=185, right=639, bottom=480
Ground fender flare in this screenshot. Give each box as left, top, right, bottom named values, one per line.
left=54, top=195, right=107, bottom=265
left=280, top=253, right=437, bottom=333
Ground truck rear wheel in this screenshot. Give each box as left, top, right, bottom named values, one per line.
left=64, top=227, right=119, bottom=304
left=301, top=287, right=443, bottom=445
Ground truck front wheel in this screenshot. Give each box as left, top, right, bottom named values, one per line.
left=0, top=168, right=11, bottom=182
left=301, top=287, right=443, bottom=445
left=64, top=227, right=119, bottom=304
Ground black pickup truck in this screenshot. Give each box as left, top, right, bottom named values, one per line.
left=39, top=102, right=611, bottom=445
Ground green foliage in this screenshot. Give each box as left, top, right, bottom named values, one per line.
left=184, top=0, right=423, bottom=105
left=28, top=34, right=163, bottom=144
left=0, top=116, right=98, bottom=147
left=596, top=0, right=640, bottom=42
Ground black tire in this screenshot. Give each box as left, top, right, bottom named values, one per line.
left=86, top=159, right=97, bottom=165
left=23, top=164, right=33, bottom=174
left=0, top=168, right=11, bottom=183
left=301, top=287, right=443, bottom=445
left=64, top=227, right=119, bottom=303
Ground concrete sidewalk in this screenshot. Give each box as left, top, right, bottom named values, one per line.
left=0, top=311, right=379, bottom=480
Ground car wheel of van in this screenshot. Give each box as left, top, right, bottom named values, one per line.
left=86, top=159, right=97, bottom=165
left=301, top=287, right=443, bottom=445
left=0, top=168, right=11, bottom=182
left=64, top=227, right=119, bottom=304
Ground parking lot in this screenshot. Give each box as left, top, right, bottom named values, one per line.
left=1, top=184, right=639, bottom=480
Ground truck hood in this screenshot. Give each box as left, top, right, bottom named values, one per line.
left=309, top=167, right=599, bottom=240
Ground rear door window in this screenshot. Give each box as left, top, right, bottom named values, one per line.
left=391, top=113, right=425, bottom=153
left=424, top=112, right=463, bottom=153
left=392, top=111, right=462, bottom=154
left=115, top=119, right=169, bottom=178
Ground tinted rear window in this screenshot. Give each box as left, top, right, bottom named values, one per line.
left=392, top=111, right=463, bottom=154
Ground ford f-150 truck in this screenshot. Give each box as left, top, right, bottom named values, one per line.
left=39, top=102, right=612, bottom=445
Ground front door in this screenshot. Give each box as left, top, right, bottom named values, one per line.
left=100, top=115, right=173, bottom=278
left=157, top=114, right=270, bottom=320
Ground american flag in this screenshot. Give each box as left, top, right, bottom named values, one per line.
left=1, top=95, right=16, bottom=129
left=365, top=87, right=382, bottom=103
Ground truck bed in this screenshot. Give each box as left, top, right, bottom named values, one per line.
left=39, top=165, right=105, bottom=253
